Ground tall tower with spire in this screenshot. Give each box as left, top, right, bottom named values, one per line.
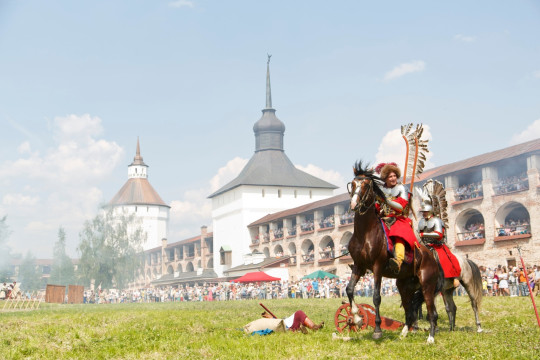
left=109, top=139, right=170, bottom=250
left=209, top=56, right=337, bottom=276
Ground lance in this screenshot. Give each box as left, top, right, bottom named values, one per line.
left=259, top=302, right=278, bottom=319
left=515, top=245, right=540, bottom=328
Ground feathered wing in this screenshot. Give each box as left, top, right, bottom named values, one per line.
left=401, top=123, right=429, bottom=185
left=423, top=179, right=448, bottom=227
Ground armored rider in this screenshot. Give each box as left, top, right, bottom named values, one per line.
left=418, top=203, right=445, bottom=245
left=375, top=162, right=419, bottom=274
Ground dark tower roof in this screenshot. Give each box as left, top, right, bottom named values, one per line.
left=209, top=56, right=337, bottom=198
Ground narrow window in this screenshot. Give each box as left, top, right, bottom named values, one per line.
left=309, top=190, right=312, bottom=199
left=294, top=190, right=297, bottom=198
left=278, top=189, right=282, bottom=198
left=262, top=189, right=265, bottom=197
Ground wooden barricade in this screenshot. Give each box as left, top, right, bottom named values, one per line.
left=45, top=284, right=66, bottom=303
left=68, top=285, right=84, bottom=304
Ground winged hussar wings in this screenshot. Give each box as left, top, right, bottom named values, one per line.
left=401, top=124, right=429, bottom=185
left=423, top=179, right=448, bottom=227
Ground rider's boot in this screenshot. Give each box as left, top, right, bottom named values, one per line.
left=303, top=317, right=325, bottom=331
left=389, top=242, right=405, bottom=274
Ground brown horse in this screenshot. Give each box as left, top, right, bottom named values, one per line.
left=346, top=161, right=443, bottom=343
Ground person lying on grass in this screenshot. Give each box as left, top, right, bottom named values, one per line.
left=262, top=311, right=324, bottom=333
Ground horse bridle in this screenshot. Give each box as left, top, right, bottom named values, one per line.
left=347, top=176, right=376, bottom=215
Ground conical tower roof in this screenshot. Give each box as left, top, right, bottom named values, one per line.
left=109, top=139, right=169, bottom=207
left=209, top=56, right=337, bottom=198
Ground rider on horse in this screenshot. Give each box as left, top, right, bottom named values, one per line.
left=375, top=162, right=419, bottom=274
left=418, top=199, right=461, bottom=283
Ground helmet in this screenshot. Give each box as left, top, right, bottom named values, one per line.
left=420, top=204, right=433, bottom=212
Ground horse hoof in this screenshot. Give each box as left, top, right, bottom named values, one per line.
left=427, top=335, right=435, bottom=344
left=372, top=331, right=382, bottom=340
left=477, top=328, right=483, bottom=333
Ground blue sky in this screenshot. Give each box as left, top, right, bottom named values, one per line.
left=1, top=0, right=539, bottom=257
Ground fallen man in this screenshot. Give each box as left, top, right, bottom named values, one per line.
left=262, top=310, right=324, bottom=333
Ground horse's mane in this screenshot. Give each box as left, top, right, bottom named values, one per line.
left=353, top=160, right=387, bottom=201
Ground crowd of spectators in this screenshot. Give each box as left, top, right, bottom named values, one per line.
left=319, top=216, right=335, bottom=229
left=69, top=263, right=540, bottom=305
left=497, top=219, right=530, bottom=237
left=480, top=264, right=539, bottom=297
left=80, top=274, right=400, bottom=304
left=0, top=282, right=20, bottom=300
left=494, top=173, right=529, bottom=195
left=340, top=212, right=354, bottom=225
left=272, top=228, right=284, bottom=239
left=455, top=182, right=483, bottom=201
left=319, top=245, right=335, bottom=259
left=460, top=222, right=485, bottom=240
left=300, top=220, right=314, bottom=232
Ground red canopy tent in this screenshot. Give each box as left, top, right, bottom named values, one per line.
left=232, top=271, right=281, bottom=283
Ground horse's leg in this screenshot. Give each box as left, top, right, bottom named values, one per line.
left=442, top=281, right=457, bottom=331
left=460, top=259, right=484, bottom=333
left=396, top=278, right=416, bottom=339
left=372, top=272, right=383, bottom=339
left=346, top=266, right=363, bottom=326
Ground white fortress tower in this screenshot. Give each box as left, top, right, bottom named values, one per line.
left=109, top=138, right=170, bottom=250
left=209, top=57, right=337, bottom=277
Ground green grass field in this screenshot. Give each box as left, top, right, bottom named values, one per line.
left=1, top=296, right=539, bottom=359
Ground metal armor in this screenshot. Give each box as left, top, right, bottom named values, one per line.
left=418, top=216, right=445, bottom=243
left=380, top=183, right=410, bottom=216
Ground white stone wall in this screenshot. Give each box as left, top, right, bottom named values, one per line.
left=212, top=185, right=335, bottom=277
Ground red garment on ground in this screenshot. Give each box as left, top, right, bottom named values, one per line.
left=428, top=244, right=461, bottom=278
left=289, top=310, right=308, bottom=331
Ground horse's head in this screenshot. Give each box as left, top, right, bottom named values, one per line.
left=348, top=161, right=386, bottom=213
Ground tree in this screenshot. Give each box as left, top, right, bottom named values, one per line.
left=18, top=251, right=42, bottom=292
left=49, top=227, right=76, bottom=286
left=0, top=216, right=13, bottom=282
left=77, top=208, right=146, bottom=289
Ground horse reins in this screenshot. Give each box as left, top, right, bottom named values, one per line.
left=348, top=176, right=376, bottom=215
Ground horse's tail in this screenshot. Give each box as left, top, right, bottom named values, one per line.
left=464, top=259, right=483, bottom=308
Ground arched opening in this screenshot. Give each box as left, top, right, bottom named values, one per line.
left=177, top=264, right=183, bottom=273
left=301, top=239, right=314, bottom=262
left=455, top=209, right=485, bottom=241
left=495, top=202, right=531, bottom=237
left=186, top=262, right=194, bottom=272
left=207, top=258, right=213, bottom=269
left=318, top=236, right=335, bottom=259
left=339, top=232, right=353, bottom=255
left=263, top=247, right=270, bottom=258
left=274, top=245, right=284, bottom=257
left=167, top=265, right=174, bottom=275
left=288, top=242, right=297, bottom=265
left=197, top=260, right=202, bottom=270
left=153, top=268, right=159, bottom=279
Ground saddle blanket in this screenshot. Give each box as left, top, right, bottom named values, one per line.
left=380, top=220, right=413, bottom=264
left=430, top=244, right=461, bottom=278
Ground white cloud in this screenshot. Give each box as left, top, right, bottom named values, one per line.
left=295, top=164, right=345, bottom=193
left=0, top=114, right=124, bottom=256
left=454, top=34, right=476, bottom=43
left=2, top=193, right=39, bottom=207
left=375, top=125, right=434, bottom=177
left=510, top=119, right=540, bottom=145
left=383, top=61, right=425, bottom=81
left=209, top=157, right=248, bottom=192
left=168, top=0, right=194, bottom=8
left=169, top=157, right=247, bottom=240
left=17, top=141, right=32, bottom=155
left=533, top=70, right=540, bottom=79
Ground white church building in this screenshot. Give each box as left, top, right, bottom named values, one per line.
left=109, top=139, right=170, bottom=250
left=208, top=59, right=337, bottom=277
